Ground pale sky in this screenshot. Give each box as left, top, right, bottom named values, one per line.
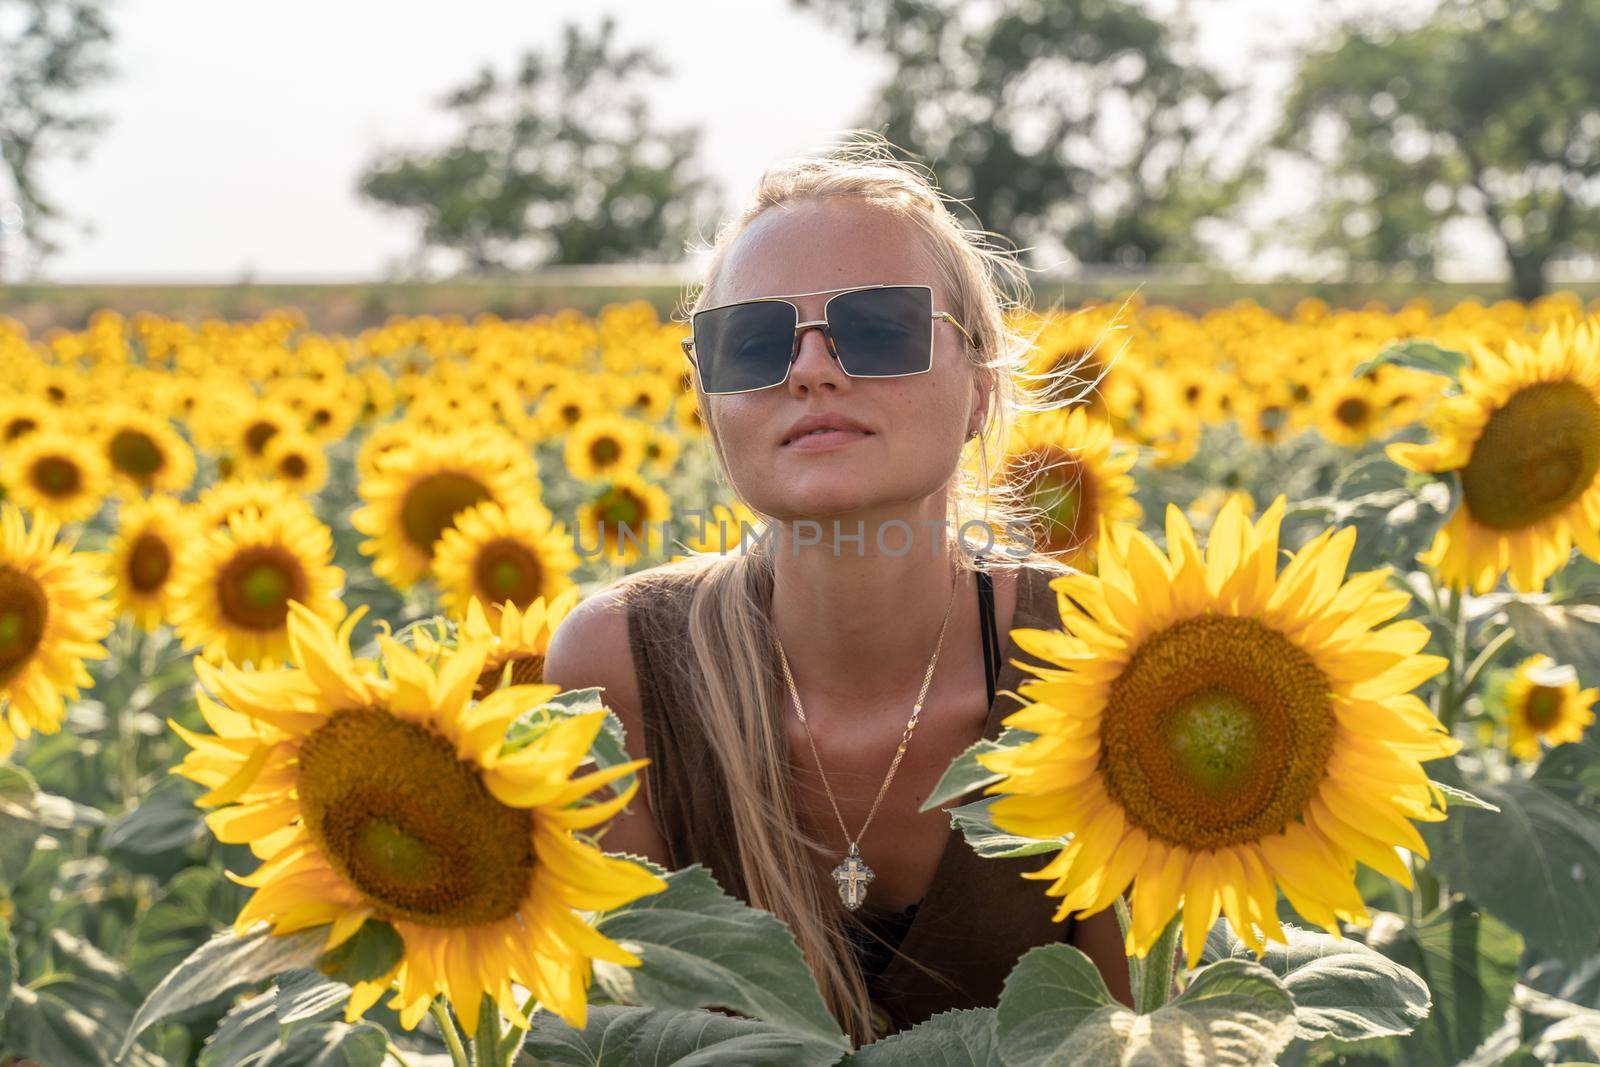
left=15, top=0, right=1476, bottom=283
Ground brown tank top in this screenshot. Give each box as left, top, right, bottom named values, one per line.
left=623, top=556, right=1080, bottom=1039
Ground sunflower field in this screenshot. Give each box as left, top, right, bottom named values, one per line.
left=0, top=291, right=1598, bottom=1067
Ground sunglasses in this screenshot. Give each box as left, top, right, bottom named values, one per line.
left=680, top=283, right=978, bottom=396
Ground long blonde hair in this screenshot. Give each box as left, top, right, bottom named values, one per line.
left=613, top=130, right=1107, bottom=1045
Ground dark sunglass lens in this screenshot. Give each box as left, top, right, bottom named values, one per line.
left=827, top=287, right=933, bottom=377
left=693, top=301, right=797, bottom=393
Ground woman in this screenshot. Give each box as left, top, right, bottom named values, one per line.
left=544, top=132, right=1131, bottom=1046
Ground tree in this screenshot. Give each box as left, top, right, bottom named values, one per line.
left=0, top=0, right=115, bottom=269
left=1277, top=0, right=1600, bottom=300
left=788, top=0, right=1255, bottom=270
left=358, top=14, right=723, bottom=275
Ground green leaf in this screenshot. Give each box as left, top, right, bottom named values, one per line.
left=1363, top=903, right=1523, bottom=1065
left=122, top=921, right=331, bottom=1058
left=1421, top=771, right=1600, bottom=961
left=126, top=865, right=251, bottom=992
left=102, top=776, right=207, bottom=857
left=946, top=795, right=1067, bottom=859
left=317, top=920, right=404, bottom=985
left=1351, top=339, right=1469, bottom=382
left=1505, top=599, right=1600, bottom=688
left=843, top=1007, right=999, bottom=1065
left=3, top=983, right=167, bottom=1067
left=276, top=968, right=353, bottom=1029
left=268, top=1020, right=389, bottom=1066
left=199, top=985, right=387, bottom=1067
left=0, top=763, right=40, bottom=887
left=199, top=991, right=279, bottom=1067
left=1204, top=924, right=1429, bottom=1041
left=919, top=728, right=1034, bottom=814
left=523, top=1004, right=846, bottom=1066
left=592, top=864, right=852, bottom=1051
left=996, top=946, right=1296, bottom=1066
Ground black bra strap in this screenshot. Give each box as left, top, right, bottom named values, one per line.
left=976, top=556, right=998, bottom=709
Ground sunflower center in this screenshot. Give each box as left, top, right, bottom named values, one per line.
left=109, top=429, right=165, bottom=479
left=1461, top=381, right=1600, bottom=530
left=473, top=538, right=544, bottom=609
left=3, top=417, right=36, bottom=441
left=128, top=532, right=173, bottom=592
left=217, top=547, right=306, bottom=630
left=0, top=567, right=48, bottom=684
left=31, top=456, right=82, bottom=498
left=1334, top=397, right=1372, bottom=429
left=599, top=488, right=644, bottom=528
left=474, top=651, right=547, bottom=699
left=280, top=453, right=309, bottom=479
left=296, top=707, right=535, bottom=927
left=244, top=420, right=279, bottom=456
left=589, top=437, right=622, bottom=467
left=399, top=473, right=492, bottom=553
left=1523, top=686, right=1565, bottom=731
left=1100, top=614, right=1336, bottom=851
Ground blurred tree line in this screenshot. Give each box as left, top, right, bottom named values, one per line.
left=5, top=0, right=1599, bottom=297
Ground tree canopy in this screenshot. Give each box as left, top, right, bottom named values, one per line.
left=1277, top=0, right=1600, bottom=299
left=357, top=14, right=723, bottom=275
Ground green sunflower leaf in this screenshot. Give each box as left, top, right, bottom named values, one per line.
left=317, top=920, right=404, bottom=985
left=1351, top=339, right=1470, bottom=383
left=946, top=795, right=1067, bottom=859
left=1505, top=599, right=1600, bottom=688
left=524, top=1003, right=846, bottom=1066
left=1204, top=923, right=1430, bottom=1041
left=919, top=727, right=1035, bottom=814
left=120, top=921, right=330, bottom=1058
left=0, top=763, right=41, bottom=888
left=1362, top=902, right=1523, bottom=1065
left=996, top=945, right=1296, bottom=1066
left=840, top=1007, right=1000, bottom=1065
left=591, top=864, right=852, bottom=1051
left=1429, top=779, right=1500, bottom=813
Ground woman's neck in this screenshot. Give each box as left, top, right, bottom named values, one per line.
left=767, top=517, right=975, bottom=720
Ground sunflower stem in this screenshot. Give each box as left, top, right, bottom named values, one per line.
left=1462, top=625, right=1516, bottom=696
left=429, top=999, right=471, bottom=1067
left=471, top=994, right=503, bottom=1066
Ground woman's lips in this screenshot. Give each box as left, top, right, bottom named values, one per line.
left=781, top=429, right=874, bottom=452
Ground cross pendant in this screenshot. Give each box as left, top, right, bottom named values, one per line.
left=831, top=843, right=874, bottom=911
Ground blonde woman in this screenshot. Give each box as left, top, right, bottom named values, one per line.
left=545, top=132, right=1130, bottom=1046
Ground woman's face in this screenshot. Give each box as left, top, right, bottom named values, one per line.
left=702, top=199, right=984, bottom=523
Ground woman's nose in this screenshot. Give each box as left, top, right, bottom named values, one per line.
left=786, top=324, right=847, bottom=395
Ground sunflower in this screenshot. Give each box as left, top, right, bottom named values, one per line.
left=1, top=430, right=113, bottom=524
left=1501, top=654, right=1597, bottom=762
left=168, top=603, right=665, bottom=1036
left=577, top=473, right=672, bottom=566
left=1315, top=377, right=1385, bottom=449
left=432, top=499, right=581, bottom=625
left=672, top=391, right=706, bottom=438
left=976, top=493, right=1460, bottom=968
left=215, top=397, right=303, bottom=476
left=0, top=396, right=52, bottom=444
left=416, top=586, right=582, bottom=700
left=109, top=494, right=194, bottom=631
left=262, top=431, right=330, bottom=495
left=168, top=503, right=345, bottom=667
left=640, top=425, right=682, bottom=478
left=97, top=406, right=197, bottom=496
left=351, top=430, right=538, bottom=589
left=564, top=413, right=648, bottom=482
left=192, top=478, right=319, bottom=532
left=614, top=373, right=676, bottom=422
left=1387, top=319, right=1600, bottom=594
left=1000, top=407, right=1141, bottom=570
left=0, top=503, right=116, bottom=758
